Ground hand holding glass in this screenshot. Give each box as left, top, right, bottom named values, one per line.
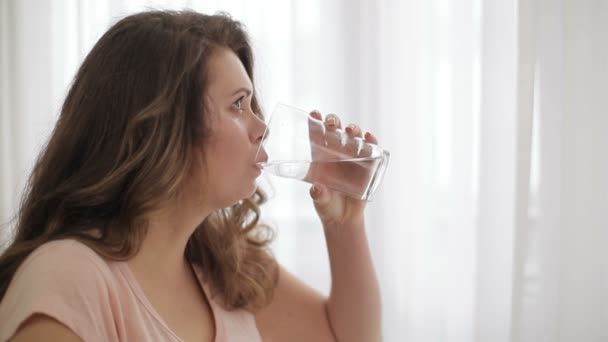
left=255, top=103, right=390, bottom=201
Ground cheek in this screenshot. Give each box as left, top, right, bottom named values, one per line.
left=207, top=119, right=252, bottom=174
left=222, top=142, right=248, bottom=172
left=206, top=140, right=246, bottom=178
left=218, top=124, right=250, bottom=156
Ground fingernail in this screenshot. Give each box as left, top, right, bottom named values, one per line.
left=345, top=126, right=353, bottom=134
left=327, top=116, right=337, bottom=126
left=311, top=184, right=321, bottom=197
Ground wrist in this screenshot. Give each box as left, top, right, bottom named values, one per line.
left=322, top=216, right=364, bottom=229
left=323, top=219, right=367, bottom=240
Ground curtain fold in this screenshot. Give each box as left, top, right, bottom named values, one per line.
left=0, top=0, right=13, bottom=231
left=1, top=0, right=56, bottom=234
left=1, top=0, right=606, bottom=341
left=558, top=1, right=608, bottom=340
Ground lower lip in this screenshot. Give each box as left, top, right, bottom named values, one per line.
left=253, top=165, right=262, bottom=175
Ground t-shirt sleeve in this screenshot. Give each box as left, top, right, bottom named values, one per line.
left=0, top=240, right=119, bottom=342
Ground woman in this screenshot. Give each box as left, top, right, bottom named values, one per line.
left=0, top=10, right=381, bottom=342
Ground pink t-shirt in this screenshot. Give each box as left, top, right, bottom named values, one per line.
left=0, top=239, right=262, bottom=342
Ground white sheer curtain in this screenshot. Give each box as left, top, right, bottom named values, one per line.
left=1, top=0, right=607, bottom=341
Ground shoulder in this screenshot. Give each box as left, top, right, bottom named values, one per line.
left=27, top=238, right=105, bottom=262
left=24, top=238, right=108, bottom=267
left=0, top=239, right=118, bottom=341
left=11, top=239, right=114, bottom=297
left=9, top=314, right=82, bottom=342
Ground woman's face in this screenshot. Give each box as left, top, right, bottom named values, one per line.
left=193, top=47, right=268, bottom=208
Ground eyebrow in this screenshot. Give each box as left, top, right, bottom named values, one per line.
left=231, top=87, right=253, bottom=97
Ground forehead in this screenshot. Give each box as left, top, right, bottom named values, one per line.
left=206, top=48, right=253, bottom=96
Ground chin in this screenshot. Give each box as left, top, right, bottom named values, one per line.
left=244, top=183, right=258, bottom=199
left=222, top=184, right=258, bottom=207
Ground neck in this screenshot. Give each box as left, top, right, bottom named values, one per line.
left=128, top=195, right=212, bottom=282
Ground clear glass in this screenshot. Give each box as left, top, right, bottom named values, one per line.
left=255, top=103, right=390, bottom=201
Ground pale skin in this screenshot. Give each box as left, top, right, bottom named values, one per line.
left=11, top=48, right=381, bottom=342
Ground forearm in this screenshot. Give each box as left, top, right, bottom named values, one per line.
left=324, top=220, right=382, bottom=342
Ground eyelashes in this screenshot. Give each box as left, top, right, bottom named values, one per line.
left=232, top=96, right=245, bottom=112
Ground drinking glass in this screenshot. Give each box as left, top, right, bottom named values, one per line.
left=255, top=103, right=390, bottom=201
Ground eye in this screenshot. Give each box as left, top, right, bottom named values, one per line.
left=232, top=96, right=245, bottom=113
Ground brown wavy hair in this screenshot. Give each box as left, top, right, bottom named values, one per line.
left=0, top=10, right=277, bottom=311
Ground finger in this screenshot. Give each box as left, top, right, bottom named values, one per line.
left=346, top=137, right=364, bottom=157
left=364, top=131, right=379, bottom=145
left=325, top=129, right=343, bottom=151
left=324, top=114, right=343, bottom=150
left=359, top=143, right=373, bottom=158
left=345, top=124, right=363, bottom=156
left=325, top=114, right=342, bottom=131
left=308, top=110, right=326, bottom=151
left=310, top=109, right=323, bottom=121
left=345, top=124, right=363, bottom=138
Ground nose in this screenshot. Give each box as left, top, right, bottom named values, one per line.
left=252, top=112, right=268, bottom=144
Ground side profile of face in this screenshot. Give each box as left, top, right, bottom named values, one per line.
left=190, top=47, right=268, bottom=209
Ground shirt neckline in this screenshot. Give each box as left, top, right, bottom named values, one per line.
left=117, top=262, right=223, bottom=342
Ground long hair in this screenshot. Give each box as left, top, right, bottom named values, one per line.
left=0, top=10, right=277, bottom=311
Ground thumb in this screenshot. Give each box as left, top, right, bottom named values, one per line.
left=310, top=183, right=345, bottom=226
left=309, top=183, right=331, bottom=205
